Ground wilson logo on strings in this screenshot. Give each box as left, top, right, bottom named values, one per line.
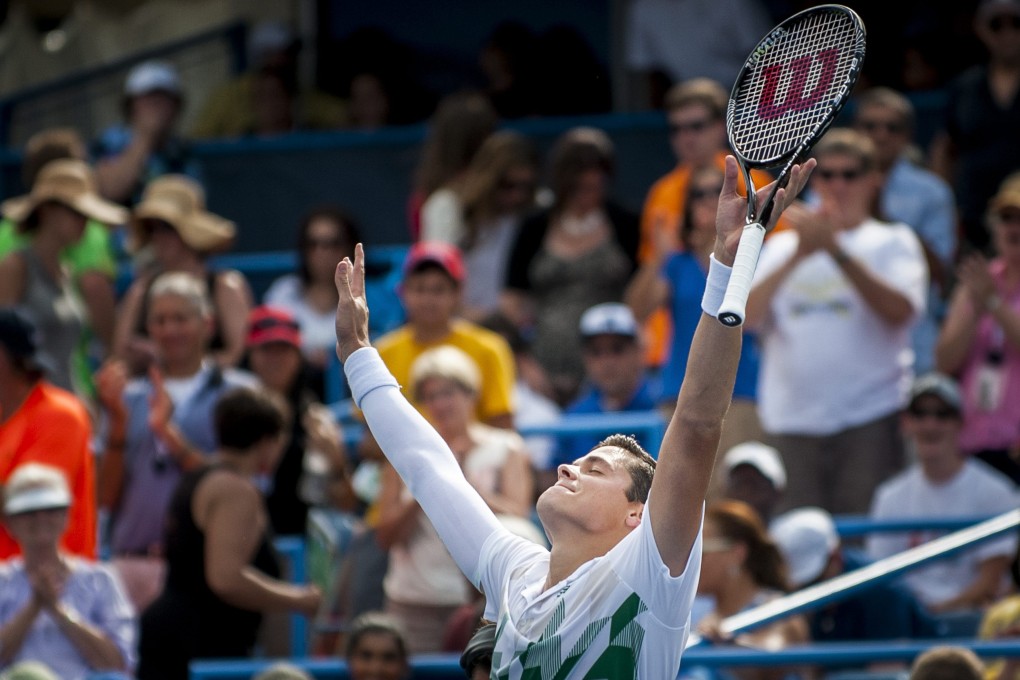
left=757, top=48, right=838, bottom=120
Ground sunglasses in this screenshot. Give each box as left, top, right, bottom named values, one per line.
left=689, top=185, right=724, bottom=201
left=989, top=14, right=1020, bottom=32
left=815, top=168, right=865, bottom=182
left=702, top=538, right=736, bottom=553
left=907, top=406, right=957, bottom=421
left=857, top=120, right=906, bottom=135
left=996, top=210, right=1020, bottom=224
left=670, top=119, right=713, bottom=135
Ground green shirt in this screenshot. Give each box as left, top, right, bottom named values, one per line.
left=0, top=217, right=116, bottom=278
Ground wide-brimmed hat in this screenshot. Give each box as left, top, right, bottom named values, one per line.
left=1, top=159, right=127, bottom=227
left=130, top=175, right=235, bottom=254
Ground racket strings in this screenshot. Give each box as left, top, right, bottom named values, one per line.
left=730, top=10, right=862, bottom=164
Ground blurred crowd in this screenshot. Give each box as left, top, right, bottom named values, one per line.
left=1, top=0, right=1020, bottom=678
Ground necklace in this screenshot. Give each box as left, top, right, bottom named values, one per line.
left=559, top=211, right=603, bottom=237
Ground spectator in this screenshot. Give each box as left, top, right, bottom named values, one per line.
left=935, top=179, right=1020, bottom=484
left=93, top=60, right=198, bottom=204
left=0, top=662, right=58, bottom=680
left=136, top=387, right=321, bottom=679
left=547, top=303, right=658, bottom=476
left=477, top=22, right=539, bottom=119
left=747, top=128, right=928, bottom=514
left=97, top=272, right=257, bottom=612
left=624, top=0, right=772, bottom=108
left=264, top=205, right=360, bottom=396
left=190, top=20, right=347, bottom=139
left=479, top=312, right=561, bottom=474
left=930, top=0, right=1020, bottom=252
left=909, top=646, right=984, bottom=680
left=628, top=164, right=763, bottom=452
left=634, top=79, right=781, bottom=369
left=421, top=130, right=540, bottom=322
left=113, top=174, right=252, bottom=375
left=251, top=664, right=313, bottom=680
left=772, top=506, right=934, bottom=643
left=376, top=345, right=535, bottom=653
left=0, top=463, right=134, bottom=680
left=720, top=441, right=786, bottom=526
left=853, top=86, right=958, bottom=374
left=343, top=611, right=410, bottom=680
left=0, top=160, right=127, bottom=396
left=244, top=305, right=351, bottom=536
left=459, top=621, right=495, bottom=680
left=502, top=127, right=639, bottom=404
left=0, top=129, right=120, bottom=378
left=373, top=242, right=515, bottom=428
left=978, top=564, right=1020, bottom=680
left=410, top=91, right=498, bottom=240
left=0, top=308, right=96, bottom=560
left=867, top=373, right=1018, bottom=613
left=691, top=500, right=810, bottom=680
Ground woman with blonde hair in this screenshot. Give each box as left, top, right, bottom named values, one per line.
left=422, top=130, right=539, bottom=320
left=375, top=344, right=536, bottom=653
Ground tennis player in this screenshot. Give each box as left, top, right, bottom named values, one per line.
left=333, top=155, right=814, bottom=678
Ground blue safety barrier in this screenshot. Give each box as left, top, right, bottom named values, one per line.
left=189, top=638, right=1020, bottom=679
left=271, top=536, right=308, bottom=658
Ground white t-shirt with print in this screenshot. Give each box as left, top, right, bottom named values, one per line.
left=752, top=219, right=928, bottom=435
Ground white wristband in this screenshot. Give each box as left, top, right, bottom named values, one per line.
left=344, top=347, right=400, bottom=410
left=701, top=254, right=733, bottom=317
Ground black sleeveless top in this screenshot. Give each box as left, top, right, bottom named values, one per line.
left=158, top=464, right=280, bottom=654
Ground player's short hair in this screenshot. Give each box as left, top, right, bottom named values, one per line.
left=855, top=86, right=915, bottom=131
left=909, top=645, right=983, bottom=680
left=663, top=78, right=728, bottom=119
left=811, top=127, right=878, bottom=173
left=594, top=434, right=656, bottom=504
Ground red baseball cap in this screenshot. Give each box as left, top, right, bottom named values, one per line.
left=246, top=305, right=301, bottom=348
left=403, top=241, right=465, bottom=284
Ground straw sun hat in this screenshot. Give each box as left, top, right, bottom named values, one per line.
left=1, top=159, right=127, bottom=227
left=130, top=175, right=235, bottom=254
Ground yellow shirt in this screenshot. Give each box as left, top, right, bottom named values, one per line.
left=374, top=319, right=516, bottom=423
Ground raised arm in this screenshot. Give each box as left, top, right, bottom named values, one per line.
left=335, top=245, right=506, bottom=582
left=650, top=156, right=815, bottom=575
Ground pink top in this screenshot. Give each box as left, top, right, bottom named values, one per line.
left=958, top=258, right=1020, bottom=453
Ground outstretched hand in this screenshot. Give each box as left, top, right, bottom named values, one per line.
left=714, top=156, right=816, bottom=265
left=334, top=243, right=372, bottom=363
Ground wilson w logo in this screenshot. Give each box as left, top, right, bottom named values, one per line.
left=757, top=48, right=838, bottom=120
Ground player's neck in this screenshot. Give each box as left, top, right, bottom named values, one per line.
left=543, top=530, right=627, bottom=591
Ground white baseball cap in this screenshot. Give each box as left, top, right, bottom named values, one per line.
left=124, top=60, right=181, bottom=97
left=579, top=303, right=639, bottom=339
left=722, top=441, right=787, bottom=491
left=3, top=463, right=72, bottom=516
left=771, top=507, right=839, bottom=588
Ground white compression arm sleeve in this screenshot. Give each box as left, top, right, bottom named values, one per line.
left=345, top=347, right=505, bottom=584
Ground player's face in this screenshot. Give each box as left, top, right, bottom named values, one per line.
left=537, top=446, right=642, bottom=535
left=347, top=631, right=409, bottom=680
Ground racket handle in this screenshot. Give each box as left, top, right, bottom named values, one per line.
left=717, top=222, right=766, bottom=327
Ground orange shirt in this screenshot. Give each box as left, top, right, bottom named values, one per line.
left=638, top=152, right=787, bottom=365
left=0, top=382, right=97, bottom=558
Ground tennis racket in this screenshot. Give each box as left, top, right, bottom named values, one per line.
left=716, top=4, right=866, bottom=327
